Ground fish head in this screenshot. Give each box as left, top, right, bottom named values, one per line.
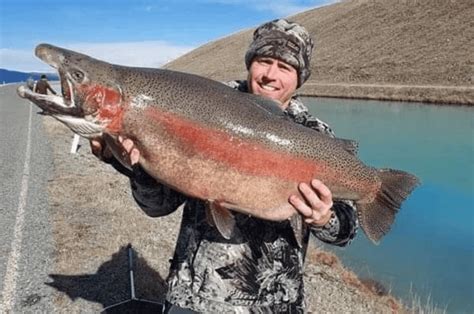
left=17, top=43, right=124, bottom=138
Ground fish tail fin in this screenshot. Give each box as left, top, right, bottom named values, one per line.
left=357, top=169, right=419, bottom=244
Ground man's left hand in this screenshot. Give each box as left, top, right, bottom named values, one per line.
left=289, top=179, right=334, bottom=227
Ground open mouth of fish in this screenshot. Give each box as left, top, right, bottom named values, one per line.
left=17, top=44, right=106, bottom=138
left=17, top=68, right=77, bottom=116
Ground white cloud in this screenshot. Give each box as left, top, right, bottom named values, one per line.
left=0, top=41, right=194, bottom=72
left=0, top=49, right=49, bottom=72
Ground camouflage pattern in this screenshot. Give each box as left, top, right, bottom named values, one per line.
left=245, top=19, right=314, bottom=87
left=129, top=81, right=358, bottom=313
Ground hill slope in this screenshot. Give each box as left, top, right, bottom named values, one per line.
left=164, top=0, right=474, bottom=104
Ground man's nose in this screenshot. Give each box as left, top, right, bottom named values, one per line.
left=263, top=63, right=278, bottom=79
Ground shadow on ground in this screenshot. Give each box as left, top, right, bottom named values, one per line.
left=46, top=244, right=167, bottom=310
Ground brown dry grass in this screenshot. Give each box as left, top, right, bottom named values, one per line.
left=164, top=0, right=474, bottom=105
left=305, top=247, right=403, bottom=313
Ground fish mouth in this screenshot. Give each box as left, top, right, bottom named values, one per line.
left=17, top=44, right=80, bottom=116
left=59, top=69, right=75, bottom=107
left=17, top=83, right=79, bottom=116
left=16, top=44, right=106, bottom=138
left=17, top=84, right=104, bottom=138
left=38, top=44, right=78, bottom=111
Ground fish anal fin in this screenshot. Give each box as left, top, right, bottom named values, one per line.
left=289, top=214, right=307, bottom=248
left=207, top=200, right=236, bottom=240
left=358, top=169, right=420, bottom=244
left=205, top=205, right=215, bottom=227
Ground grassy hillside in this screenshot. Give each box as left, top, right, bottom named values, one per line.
left=164, top=0, right=473, bottom=104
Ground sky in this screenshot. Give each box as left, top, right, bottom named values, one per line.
left=0, top=0, right=335, bottom=72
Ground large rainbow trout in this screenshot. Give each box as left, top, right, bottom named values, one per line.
left=17, top=44, right=419, bottom=243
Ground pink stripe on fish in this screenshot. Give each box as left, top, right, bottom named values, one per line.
left=144, top=107, right=330, bottom=184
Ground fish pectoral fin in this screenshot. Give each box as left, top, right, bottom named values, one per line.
left=207, top=200, right=236, bottom=240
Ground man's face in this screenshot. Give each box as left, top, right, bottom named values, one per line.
left=247, top=56, right=298, bottom=109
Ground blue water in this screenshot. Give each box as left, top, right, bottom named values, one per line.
left=303, top=98, right=474, bottom=313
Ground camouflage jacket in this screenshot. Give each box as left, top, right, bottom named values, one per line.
left=129, top=80, right=359, bottom=313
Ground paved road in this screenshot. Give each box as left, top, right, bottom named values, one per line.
left=0, top=83, right=55, bottom=313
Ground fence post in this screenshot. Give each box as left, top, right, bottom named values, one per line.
left=70, top=134, right=80, bottom=154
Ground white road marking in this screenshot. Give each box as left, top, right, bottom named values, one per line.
left=1, top=105, right=33, bottom=312
left=70, top=134, right=81, bottom=154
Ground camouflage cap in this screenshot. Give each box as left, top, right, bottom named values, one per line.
left=245, top=19, right=314, bottom=88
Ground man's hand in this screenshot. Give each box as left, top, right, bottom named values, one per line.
left=90, top=137, right=112, bottom=160
left=118, top=136, right=140, bottom=166
left=289, top=179, right=334, bottom=227
left=90, top=136, right=140, bottom=166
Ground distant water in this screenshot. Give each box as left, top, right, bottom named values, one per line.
left=303, top=97, right=474, bottom=313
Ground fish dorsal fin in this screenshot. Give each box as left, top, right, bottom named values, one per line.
left=207, top=200, right=236, bottom=239
left=244, top=93, right=286, bottom=117
left=334, top=137, right=359, bottom=155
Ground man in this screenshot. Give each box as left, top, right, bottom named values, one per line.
left=34, top=74, right=57, bottom=95
left=92, top=19, right=358, bottom=313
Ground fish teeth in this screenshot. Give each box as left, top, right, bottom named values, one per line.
left=67, top=78, right=75, bottom=108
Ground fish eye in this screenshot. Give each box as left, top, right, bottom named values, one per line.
left=72, top=70, right=84, bottom=82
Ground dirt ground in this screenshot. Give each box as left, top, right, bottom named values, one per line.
left=43, top=117, right=402, bottom=313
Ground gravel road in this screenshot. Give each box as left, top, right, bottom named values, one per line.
left=0, top=83, right=56, bottom=313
